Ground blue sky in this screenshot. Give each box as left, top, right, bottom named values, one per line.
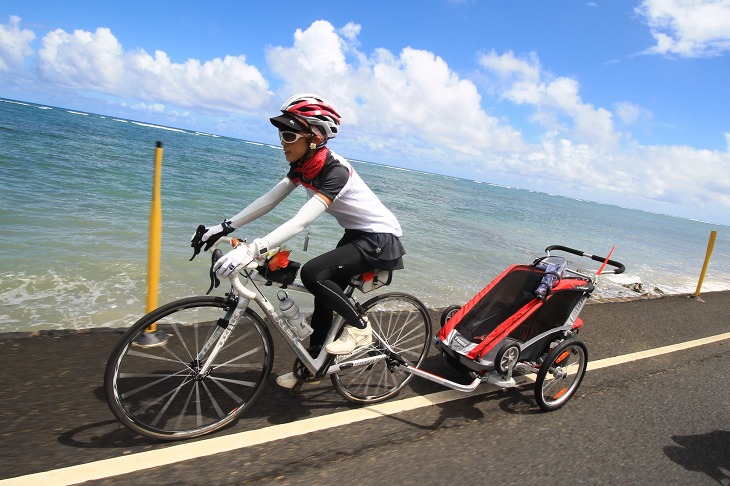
left=2, top=0, right=730, bottom=225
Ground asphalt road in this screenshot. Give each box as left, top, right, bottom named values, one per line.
left=1, top=292, right=728, bottom=485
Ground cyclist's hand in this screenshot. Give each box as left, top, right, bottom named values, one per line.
left=190, top=220, right=235, bottom=260
left=213, top=243, right=256, bottom=278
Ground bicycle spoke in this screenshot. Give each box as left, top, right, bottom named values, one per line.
left=172, top=384, right=196, bottom=430
left=170, top=323, right=195, bottom=361
left=126, top=348, right=186, bottom=365
left=389, top=321, right=422, bottom=347
left=118, top=372, right=188, bottom=379
left=387, top=312, right=416, bottom=343
left=158, top=344, right=193, bottom=368
left=120, top=369, right=190, bottom=400
left=150, top=381, right=187, bottom=428
left=207, top=376, right=246, bottom=403
left=201, top=380, right=225, bottom=418
left=195, top=383, right=203, bottom=428
left=543, top=376, right=564, bottom=395
left=213, top=346, right=261, bottom=368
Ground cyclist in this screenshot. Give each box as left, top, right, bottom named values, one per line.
left=192, top=94, right=405, bottom=388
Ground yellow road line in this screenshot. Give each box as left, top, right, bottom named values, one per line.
left=4, top=331, right=730, bottom=486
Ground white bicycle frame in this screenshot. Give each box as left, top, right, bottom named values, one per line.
left=196, top=237, right=393, bottom=380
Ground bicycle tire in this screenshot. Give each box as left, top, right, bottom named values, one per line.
left=331, top=292, right=432, bottom=404
left=534, top=338, right=587, bottom=411
left=104, top=296, right=273, bottom=441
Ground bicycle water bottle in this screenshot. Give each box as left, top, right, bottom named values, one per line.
left=278, top=292, right=313, bottom=340
left=535, top=256, right=567, bottom=300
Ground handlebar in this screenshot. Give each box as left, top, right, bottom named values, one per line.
left=203, top=236, right=259, bottom=299
left=545, top=245, right=625, bottom=274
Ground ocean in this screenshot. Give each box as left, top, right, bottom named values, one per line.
left=2, top=97, right=729, bottom=334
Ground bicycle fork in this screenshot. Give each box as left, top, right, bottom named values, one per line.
left=195, top=297, right=249, bottom=377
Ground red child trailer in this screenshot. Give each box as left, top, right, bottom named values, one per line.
left=390, top=245, right=624, bottom=411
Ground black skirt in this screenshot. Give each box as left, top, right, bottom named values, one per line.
left=338, top=229, right=406, bottom=270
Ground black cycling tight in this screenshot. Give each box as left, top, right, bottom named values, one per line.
left=300, top=242, right=371, bottom=348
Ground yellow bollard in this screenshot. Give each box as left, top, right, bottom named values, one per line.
left=693, top=230, right=717, bottom=298
left=146, top=141, right=163, bottom=316
left=134, top=142, right=168, bottom=347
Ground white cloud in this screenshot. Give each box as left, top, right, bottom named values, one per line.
left=478, top=49, right=541, bottom=83
left=34, top=24, right=272, bottom=113
left=633, top=144, right=730, bottom=208
left=636, top=0, right=730, bottom=57
left=475, top=47, right=730, bottom=219
left=266, top=22, right=524, bottom=159
left=38, top=27, right=124, bottom=89
left=266, top=20, right=351, bottom=99
left=123, top=50, right=272, bottom=112
left=0, top=15, right=35, bottom=72
left=614, top=101, right=646, bottom=125
left=365, top=47, right=523, bottom=154
left=339, top=22, right=362, bottom=42
left=132, top=102, right=165, bottom=113
left=479, top=50, right=621, bottom=148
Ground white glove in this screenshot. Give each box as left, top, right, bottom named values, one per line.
left=213, top=243, right=257, bottom=278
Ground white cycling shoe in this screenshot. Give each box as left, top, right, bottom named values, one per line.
left=276, top=345, right=322, bottom=389
left=276, top=372, right=320, bottom=389
left=276, top=373, right=296, bottom=389
left=324, top=320, right=373, bottom=355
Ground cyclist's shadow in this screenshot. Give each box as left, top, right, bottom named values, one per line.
left=62, top=352, right=537, bottom=448
left=664, top=430, right=730, bottom=484
left=245, top=375, right=356, bottom=425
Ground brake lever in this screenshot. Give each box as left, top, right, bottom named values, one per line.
left=206, top=248, right=223, bottom=295
left=190, top=224, right=206, bottom=261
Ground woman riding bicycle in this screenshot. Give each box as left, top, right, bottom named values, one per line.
left=192, top=94, right=405, bottom=388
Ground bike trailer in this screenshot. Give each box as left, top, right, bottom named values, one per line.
left=435, top=258, right=594, bottom=373
left=383, top=245, right=625, bottom=411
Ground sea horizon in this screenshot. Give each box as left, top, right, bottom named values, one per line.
left=2, top=96, right=729, bottom=334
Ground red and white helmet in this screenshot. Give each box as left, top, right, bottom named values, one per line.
left=280, top=93, right=341, bottom=140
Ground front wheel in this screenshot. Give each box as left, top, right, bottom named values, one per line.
left=104, top=296, right=273, bottom=441
left=534, top=338, right=587, bottom=411
left=332, top=292, right=432, bottom=404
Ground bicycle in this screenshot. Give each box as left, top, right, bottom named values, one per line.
left=104, top=237, right=432, bottom=441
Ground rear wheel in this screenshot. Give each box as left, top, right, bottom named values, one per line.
left=534, top=338, right=587, bottom=411
left=332, top=292, right=432, bottom=404
left=104, top=296, right=273, bottom=440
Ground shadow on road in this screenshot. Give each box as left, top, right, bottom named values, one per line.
left=664, top=430, right=730, bottom=485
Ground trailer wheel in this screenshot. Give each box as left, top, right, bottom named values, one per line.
left=494, top=342, right=520, bottom=374
left=440, top=305, right=462, bottom=328
left=535, top=338, right=587, bottom=411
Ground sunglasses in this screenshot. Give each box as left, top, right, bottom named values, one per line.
left=279, top=131, right=311, bottom=144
